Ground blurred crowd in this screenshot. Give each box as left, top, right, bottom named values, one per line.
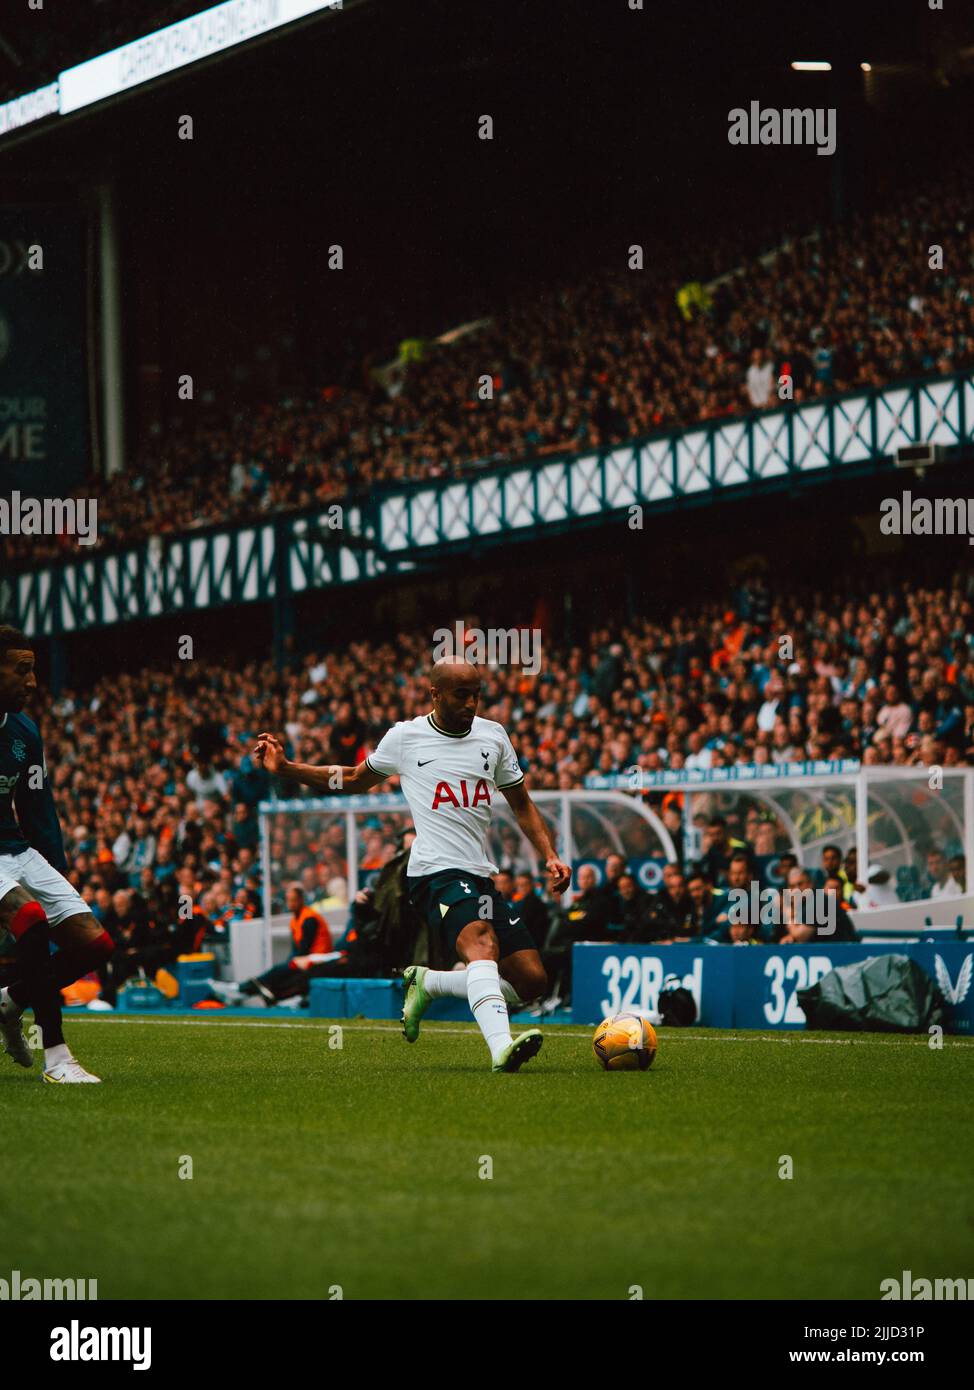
left=27, top=565, right=971, bottom=987
left=11, top=175, right=974, bottom=571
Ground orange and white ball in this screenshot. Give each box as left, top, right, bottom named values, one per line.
left=592, top=1013, right=658, bottom=1071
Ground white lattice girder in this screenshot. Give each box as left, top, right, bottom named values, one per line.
left=640, top=437, right=674, bottom=501
left=502, top=469, right=535, bottom=531
left=440, top=484, right=470, bottom=541
left=874, top=386, right=913, bottom=457
left=713, top=420, right=749, bottom=486
left=380, top=495, right=410, bottom=551
left=675, top=429, right=711, bottom=494
left=792, top=402, right=830, bottom=470
left=572, top=452, right=603, bottom=515
left=59, top=560, right=97, bottom=630
left=751, top=410, right=790, bottom=478
left=408, top=489, right=440, bottom=547
left=471, top=477, right=504, bottom=537
left=918, top=377, right=961, bottom=444
left=536, top=463, right=570, bottom=523
left=604, top=447, right=640, bottom=507
left=832, top=394, right=872, bottom=462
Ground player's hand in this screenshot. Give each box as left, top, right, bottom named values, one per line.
left=546, top=855, right=572, bottom=896
left=255, top=733, right=287, bottom=774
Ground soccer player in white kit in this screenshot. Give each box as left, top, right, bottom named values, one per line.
left=255, top=658, right=570, bottom=1072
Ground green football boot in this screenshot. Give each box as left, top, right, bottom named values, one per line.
left=491, top=1029, right=544, bottom=1074
left=401, top=965, right=433, bottom=1043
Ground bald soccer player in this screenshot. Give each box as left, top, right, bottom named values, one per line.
left=255, top=658, right=570, bottom=1072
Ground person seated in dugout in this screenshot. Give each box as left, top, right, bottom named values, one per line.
left=777, top=914, right=817, bottom=945
left=493, top=868, right=516, bottom=906
left=698, top=815, right=748, bottom=887
left=614, top=871, right=657, bottom=943
left=817, top=842, right=858, bottom=902
left=706, top=854, right=770, bottom=943
left=685, top=871, right=720, bottom=937
left=510, top=871, right=550, bottom=953
left=594, top=852, right=627, bottom=922
left=706, top=912, right=769, bottom=945
left=98, top=889, right=173, bottom=1004
left=565, top=864, right=613, bottom=941
left=708, top=851, right=757, bottom=918
left=541, top=864, right=611, bottom=1005
left=822, top=875, right=859, bottom=941
left=207, top=883, right=336, bottom=1006
left=773, top=851, right=799, bottom=888
left=648, top=864, right=695, bottom=941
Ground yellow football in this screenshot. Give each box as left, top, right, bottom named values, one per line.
left=593, top=1013, right=658, bottom=1071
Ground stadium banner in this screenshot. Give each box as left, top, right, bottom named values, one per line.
left=572, top=942, right=974, bottom=1033
left=573, top=943, right=736, bottom=1029
left=586, top=759, right=861, bottom=789
left=0, top=208, right=89, bottom=495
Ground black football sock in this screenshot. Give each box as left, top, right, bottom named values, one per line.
left=12, top=920, right=65, bottom=1048
left=7, top=930, right=114, bottom=1011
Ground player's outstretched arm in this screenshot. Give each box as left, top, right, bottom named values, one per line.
left=500, top=781, right=571, bottom=895
left=254, top=734, right=386, bottom=795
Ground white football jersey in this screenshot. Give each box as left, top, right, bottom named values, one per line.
left=366, top=713, right=525, bottom=878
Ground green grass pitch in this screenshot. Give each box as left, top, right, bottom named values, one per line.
left=3, top=1016, right=972, bottom=1300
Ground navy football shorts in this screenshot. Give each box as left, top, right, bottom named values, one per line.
left=407, top=869, right=536, bottom=960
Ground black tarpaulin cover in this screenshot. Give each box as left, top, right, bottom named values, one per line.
left=797, top=954, right=946, bottom=1033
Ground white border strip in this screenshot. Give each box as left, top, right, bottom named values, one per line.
left=59, top=0, right=342, bottom=115
left=63, top=1016, right=974, bottom=1047
left=0, top=81, right=59, bottom=136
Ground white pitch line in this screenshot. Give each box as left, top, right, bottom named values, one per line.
left=61, top=1016, right=974, bottom=1048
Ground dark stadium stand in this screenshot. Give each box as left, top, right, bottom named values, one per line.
left=6, top=169, right=972, bottom=571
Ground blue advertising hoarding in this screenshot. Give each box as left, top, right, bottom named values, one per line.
left=0, top=208, right=89, bottom=495
left=572, top=942, right=974, bottom=1033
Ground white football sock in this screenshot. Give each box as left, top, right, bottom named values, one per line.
left=44, top=1043, right=71, bottom=1068
left=424, top=968, right=522, bottom=1007
left=465, top=960, right=513, bottom=1063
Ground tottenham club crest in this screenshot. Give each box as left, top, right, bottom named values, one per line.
left=10, top=739, right=26, bottom=763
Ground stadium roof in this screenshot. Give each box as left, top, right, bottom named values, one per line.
left=2, top=0, right=974, bottom=141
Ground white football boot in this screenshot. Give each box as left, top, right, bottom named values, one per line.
left=0, top=992, right=33, bottom=1068
left=42, top=1055, right=102, bottom=1084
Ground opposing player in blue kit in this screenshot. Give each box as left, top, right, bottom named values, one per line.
left=0, top=627, right=114, bottom=1083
